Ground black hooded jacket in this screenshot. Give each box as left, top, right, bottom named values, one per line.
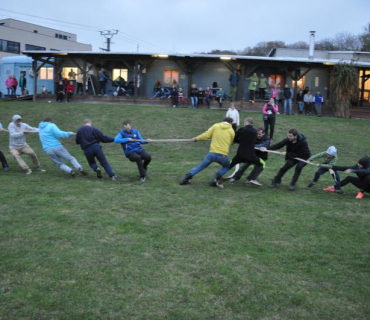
left=268, top=134, right=311, bottom=160
left=333, top=156, right=370, bottom=181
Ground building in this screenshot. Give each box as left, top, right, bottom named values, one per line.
left=0, top=18, right=92, bottom=60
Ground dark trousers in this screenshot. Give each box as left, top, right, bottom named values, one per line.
left=234, top=162, right=264, bottom=181
left=339, top=175, right=370, bottom=193
left=313, top=167, right=340, bottom=183
left=259, top=88, right=266, bottom=100
left=305, top=102, right=312, bottom=114
left=76, top=82, right=83, bottom=94
left=232, top=124, right=237, bottom=133
left=84, top=144, right=115, bottom=177
left=273, top=158, right=307, bottom=185
left=127, top=150, right=151, bottom=178
left=264, top=116, right=275, bottom=140
left=229, top=154, right=262, bottom=174
left=0, top=149, right=9, bottom=168
left=56, top=92, right=64, bottom=102
left=171, top=95, right=178, bottom=106
left=67, top=92, right=73, bottom=102
left=249, top=90, right=255, bottom=101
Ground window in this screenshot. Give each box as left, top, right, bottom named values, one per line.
left=291, top=76, right=306, bottom=89
left=55, top=33, right=58, bottom=38
left=315, top=77, right=320, bottom=87
left=268, top=75, right=283, bottom=87
left=359, top=70, right=370, bottom=102
left=33, top=30, right=38, bottom=33
left=163, top=70, right=179, bottom=85
left=0, top=39, right=20, bottom=54
left=62, top=67, right=78, bottom=79
left=63, top=36, right=67, bottom=40
left=112, top=69, right=128, bottom=82
left=50, top=48, right=60, bottom=51
left=25, top=44, right=46, bottom=51
left=39, top=67, right=54, bottom=80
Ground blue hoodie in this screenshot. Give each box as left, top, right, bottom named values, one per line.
left=114, top=128, right=147, bottom=157
left=38, top=121, right=72, bottom=151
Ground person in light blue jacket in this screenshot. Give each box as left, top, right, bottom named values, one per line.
left=38, top=118, right=87, bottom=176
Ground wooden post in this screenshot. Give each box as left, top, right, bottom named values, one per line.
left=134, top=60, right=138, bottom=102
left=360, top=69, right=365, bottom=107
left=32, top=59, right=37, bottom=102
left=83, top=61, right=87, bottom=96
left=238, top=65, right=246, bottom=109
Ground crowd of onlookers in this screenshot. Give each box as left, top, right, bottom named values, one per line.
left=4, top=73, right=28, bottom=97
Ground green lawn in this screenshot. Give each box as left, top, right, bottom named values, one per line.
left=0, top=101, right=370, bottom=320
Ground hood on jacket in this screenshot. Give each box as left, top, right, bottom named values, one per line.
left=12, top=115, right=22, bottom=123
left=220, top=122, right=232, bottom=130
left=39, top=121, right=52, bottom=130
left=359, top=156, right=370, bottom=168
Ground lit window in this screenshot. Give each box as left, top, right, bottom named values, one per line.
left=268, top=75, right=283, bottom=88
left=113, top=69, right=128, bottom=82
left=39, top=67, right=54, bottom=80
left=163, top=70, right=179, bottom=85
left=291, top=76, right=306, bottom=89
left=315, top=77, right=320, bottom=87
left=62, top=67, right=78, bottom=80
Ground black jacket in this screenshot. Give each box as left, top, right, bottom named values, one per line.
left=255, top=134, right=270, bottom=160
left=283, top=87, right=292, bottom=99
left=234, top=125, right=257, bottom=158
left=268, top=134, right=310, bottom=160
left=334, top=157, right=370, bottom=181
left=76, top=125, right=114, bottom=150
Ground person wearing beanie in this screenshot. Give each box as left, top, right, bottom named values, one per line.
left=307, top=146, right=342, bottom=192
left=325, top=156, right=370, bottom=198
left=8, top=115, right=45, bottom=174
left=38, top=118, right=87, bottom=176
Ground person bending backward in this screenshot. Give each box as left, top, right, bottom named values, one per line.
left=114, top=121, right=152, bottom=182
left=307, top=146, right=342, bottom=193
left=179, top=117, right=235, bottom=188
left=230, top=127, right=270, bottom=185
left=260, top=128, right=311, bottom=191
left=38, top=118, right=87, bottom=176
left=76, top=119, right=117, bottom=181
left=327, top=156, right=370, bottom=199
left=8, top=115, right=45, bottom=174
left=227, top=118, right=265, bottom=186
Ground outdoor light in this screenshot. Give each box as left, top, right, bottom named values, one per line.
left=323, top=62, right=335, bottom=65
left=220, top=57, right=231, bottom=60
left=158, top=54, right=169, bottom=58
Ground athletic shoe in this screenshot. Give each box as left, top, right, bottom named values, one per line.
left=337, top=189, right=345, bottom=195
left=79, top=168, right=88, bottom=176
left=308, top=181, right=316, bottom=188
left=245, top=180, right=252, bottom=186
left=26, top=168, right=32, bottom=175
left=3, top=166, right=9, bottom=172
left=96, top=168, right=102, bottom=179
left=269, top=181, right=277, bottom=188
left=229, top=178, right=237, bottom=185
left=70, top=171, right=75, bottom=177
left=323, top=186, right=335, bottom=192
left=250, top=180, right=262, bottom=186
left=38, top=168, right=46, bottom=173
left=111, top=175, right=117, bottom=181
left=288, top=184, right=296, bottom=191
left=216, top=181, right=224, bottom=189
left=356, top=192, right=364, bottom=199
left=140, top=177, right=146, bottom=182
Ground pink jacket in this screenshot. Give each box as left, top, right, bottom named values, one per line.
left=262, top=103, right=279, bottom=115
left=5, top=77, right=14, bottom=89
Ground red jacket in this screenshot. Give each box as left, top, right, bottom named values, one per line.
left=66, top=84, right=75, bottom=93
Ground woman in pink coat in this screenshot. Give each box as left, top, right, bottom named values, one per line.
left=5, top=75, right=14, bottom=97
left=262, top=98, right=279, bottom=141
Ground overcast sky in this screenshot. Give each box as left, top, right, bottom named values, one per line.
left=1, top=0, right=369, bottom=54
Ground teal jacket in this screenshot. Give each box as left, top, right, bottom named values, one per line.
left=38, top=121, right=72, bottom=151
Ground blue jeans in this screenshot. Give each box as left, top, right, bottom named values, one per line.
left=99, top=81, right=107, bottom=95
left=45, top=146, right=82, bottom=174
left=283, top=99, right=292, bottom=114
left=84, top=144, right=115, bottom=177
left=297, top=101, right=304, bottom=112
left=313, top=167, right=340, bottom=183
left=190, top=96, right=198, bottom=108
left=188, top=152, right=230, bottom=178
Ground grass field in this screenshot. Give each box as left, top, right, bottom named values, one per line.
left=0, top=101, right=370, bottom=320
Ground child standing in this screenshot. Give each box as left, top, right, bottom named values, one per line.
left=225, top=103, right=240, bottom=132
left=314, top=90, right=324, bottom=117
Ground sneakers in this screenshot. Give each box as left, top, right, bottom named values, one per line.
left=250, top=179, right=262, bottom=186
left=96, top=168, right=102, bottom=179
left=209, top=179, right=224, bottom=189
left=70, top=171, right=75, bottom=177
left=140, top=176, right=146, bottom=182
left=111, top=175, right=118, bottom=181
left=3, top=166, right=9, bottom=172
left=179, top=174, right=192, bottom=185
left=229, top=178, right=237, bottom=185
left=37, top=168, right=46, bottom=173
left=356, top=192, right=364, bottom=199
left=79, top=168, right=88, bottom=176
left=308, top=181, right=316, bottom=188
left=269, top=181, right=278, bottom=188
left=245, top=180, right=251, bottom=186
left=337, top=189, right=345, bottom=195
left=323, top=186, right=335, bottom=192
left=26, top=168, right=32, bottom=175
left=288, top=184, right=296, bottom=191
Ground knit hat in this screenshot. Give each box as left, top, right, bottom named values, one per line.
left=12, top=115, right=22, bottom=122
left=326, top=146, right=337, bottom=156
left=358, top=156, right=370, bottom=168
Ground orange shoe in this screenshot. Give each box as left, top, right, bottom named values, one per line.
left=356, top=192, right=364, bottom=199
left=323, top=186, right=335, bottom=192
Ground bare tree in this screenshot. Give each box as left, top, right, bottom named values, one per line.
left=286, top=41, right=309, bottom=49
left=333, top=32, right=362, bottom=51
left=360, top=22, right=370, bottom=52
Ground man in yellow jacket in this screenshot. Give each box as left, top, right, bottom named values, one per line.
left=179, top=117, right=235, bottom=188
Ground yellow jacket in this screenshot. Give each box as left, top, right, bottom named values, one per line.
left=196, top=122, right=235, bottom=156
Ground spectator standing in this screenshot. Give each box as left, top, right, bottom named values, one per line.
left=262, top=98, right=279, bottom=141
left=225, top=103, right=240, bottom=132
left=5, top=75, right=14, bottom=98
left=68, top=68, right=77, bottom=88
left=189, top=84, right=198, bottom=109
left=56, top=81, right=65, bottom=102
left=205, top=87, right=213, bottom=108
left=12, top=74, right=18, bottom=97
left=197, top=87, right=205, bottom=107
left=76, top=72, right=84, bottom=95
left=270, top=84, right=280, bottom=111
left=283, top=84, right=293, bottom=115
left=246, top=73, right=259, bottom=103
left=54, top=71, right=62, bottom=95
left=19, top=72, right=27, bottom=95
left=170, top=85, right=179, bottom=108
left=303, top=90, right=314, bottom=115
left=296, top=90, right=304, bottom=114
left=99, top=68, right=110, bottom=96
left=66, top=81, right=75, bottom=103
left=259, top=73, right=268, bottom=101
left=314, top=90, right=324, bottom=117
left=228, top=69, right=239, bottom=101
